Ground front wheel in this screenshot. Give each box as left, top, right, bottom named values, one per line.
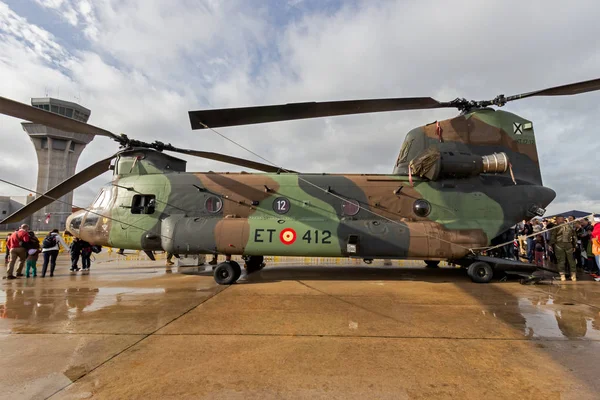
left=214, top=261, right=241, bottom=285
left=467, top=261, right=494, bottom=283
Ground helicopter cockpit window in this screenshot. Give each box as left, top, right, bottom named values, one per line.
left=83, top=214, right=99, bottom=227
left=131, top=194, right=156, bottom=215
left=70, top=216, right=82, bottom=230
left=92, top=189, right=105, bottom=208
left=91, top=187, right=113, bottom=209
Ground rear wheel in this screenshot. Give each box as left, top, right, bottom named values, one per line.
left=467, top=261, right=494, bottom=283
left=424, top=260, right=440, bottom=268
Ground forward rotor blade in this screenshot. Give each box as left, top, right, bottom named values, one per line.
left=189, top=97, right=444, bottom=129
left=505, top=77, right=600, bottom=102
left=168, top=148, right=294, bottom=173
left=0, top=154, right=117, bottom=225
left=0, top=96, right=120, bottom=140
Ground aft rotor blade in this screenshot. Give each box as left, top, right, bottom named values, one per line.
left=168, top=147, right=294, bottom=173
left=189, top=97, right=444, bottom=129
left=505, top=77, right=600, bottom=102
left=0, top=96, right=120, bottom=140
left=0, top=154, right=117, bottom=225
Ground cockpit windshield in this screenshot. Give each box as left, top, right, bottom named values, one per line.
left=91, top=186, right=113, bottom=209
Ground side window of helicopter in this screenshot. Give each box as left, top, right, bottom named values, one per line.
left=413, top=199, right=431, bottom=217
left=205, top=196, right=223, bottom=214
left=341, top=199, right=361, bottom=216
left=131, top=194, right=156, bottom=215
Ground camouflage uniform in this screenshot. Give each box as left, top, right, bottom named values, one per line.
left=549, top=223, right=577, bottom=276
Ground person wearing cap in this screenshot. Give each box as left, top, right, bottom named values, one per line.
left=549, top=216, right=578, bottom=281
left=4, top=224, right=30, bottom=279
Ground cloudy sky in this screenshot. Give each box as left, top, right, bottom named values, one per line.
left=0, top=0, right=599, bottom=216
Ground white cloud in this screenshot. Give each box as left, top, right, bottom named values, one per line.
left=0, top=0, right=599, bottom=220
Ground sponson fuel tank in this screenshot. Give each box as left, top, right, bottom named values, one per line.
left=160, top=215, right=487, bottom=260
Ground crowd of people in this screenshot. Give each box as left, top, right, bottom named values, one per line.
left=512, top=216, right=600, bottom=281
left=3, top=225, right=100, bottom=279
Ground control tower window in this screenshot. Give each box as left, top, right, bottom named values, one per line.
left=131, top=195, right=156, bottom=215
left=52, top=139, right=67, bottom=150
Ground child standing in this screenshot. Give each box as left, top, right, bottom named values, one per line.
left=80, top=240, right=93, bottom=271
left=534, top=234, right=545, bottom=267
left=70, top=237, right=82, bottom=272
left=26, top=232, right=41, bottom=278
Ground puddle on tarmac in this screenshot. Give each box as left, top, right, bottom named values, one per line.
left=0, top=286, right=167, bottom=325
left=516, top=295, right=600, bottom=340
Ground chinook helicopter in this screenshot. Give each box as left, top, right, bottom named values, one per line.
left=1, top=78, right=599, bottom=284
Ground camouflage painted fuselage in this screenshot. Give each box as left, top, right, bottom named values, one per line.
left=67, top=108, right=555, bottom=261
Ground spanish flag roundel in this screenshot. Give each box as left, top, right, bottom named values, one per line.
left=279, top=228, right=297, bottom=245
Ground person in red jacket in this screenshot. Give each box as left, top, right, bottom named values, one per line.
left=592, top=219, right=600, bottom=275
left=5, top=224, right=30, bottom=279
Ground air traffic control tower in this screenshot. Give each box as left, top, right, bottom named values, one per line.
left=22, top=97, right=94, bottom=231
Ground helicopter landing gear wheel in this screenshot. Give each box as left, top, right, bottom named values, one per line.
left=244, top=256, right=265, bottom=274
left=467, top=261, right=494, bottom=284
left=214, top=261, right=242, bottom=285
left=424, top=260, right=440, bottom=268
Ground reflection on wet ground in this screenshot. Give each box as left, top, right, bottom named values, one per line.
left=1, top=261, right=599, bottom=399
left=517, top=295, right=600, bottom=340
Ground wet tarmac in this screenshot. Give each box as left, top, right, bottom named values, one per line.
left=1, top=256, right=599, bottom=399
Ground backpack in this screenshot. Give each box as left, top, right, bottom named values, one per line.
left=42, top=235, right=57, bottom=249
left=25, top=236, right=40, bottom=250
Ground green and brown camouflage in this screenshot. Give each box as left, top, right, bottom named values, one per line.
left=66, top=108, right=555, bottom=263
